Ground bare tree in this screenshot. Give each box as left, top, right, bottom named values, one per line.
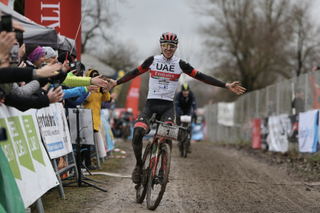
left=81, top=0, right=127, bottom=53
left=99, top=42, right=138, bottom=71
left=193, top=0, right=320, bottom=97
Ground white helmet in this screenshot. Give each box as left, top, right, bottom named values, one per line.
left=127, top=108, right=133, bottom=113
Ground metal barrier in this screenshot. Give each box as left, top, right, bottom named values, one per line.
left=204, top=70, right=320, bottom=145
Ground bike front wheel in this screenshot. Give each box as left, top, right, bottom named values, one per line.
left=146, top=143, right=171, bottom=210
left=136, top=141, right=152, bottom=203
left=183, top=138, right=189, bottom=158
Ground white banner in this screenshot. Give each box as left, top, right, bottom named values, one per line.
left=217, top=102, right=235, bottom=126
left=36, top=103, right=73, bottom=159
left=68, top=108, right=95, bottom=145
left=267, top=114, right=289, bottom=153
left=0, top=105, right=58, bottom=208
left=299, top=110, right=319, bottom=153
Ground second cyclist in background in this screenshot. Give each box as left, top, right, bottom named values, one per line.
left=175, top=83, right=197, bottom=153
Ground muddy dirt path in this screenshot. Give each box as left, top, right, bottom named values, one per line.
left=84, top=140, right=320, bottom=213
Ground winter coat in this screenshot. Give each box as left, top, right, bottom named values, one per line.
left=83, top=69, right=110, bottom=131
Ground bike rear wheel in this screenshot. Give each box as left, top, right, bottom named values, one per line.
left=146, top=143, right=171, bottom=210
left=136, top=141, right=152, bottom=203
left=183, top=138, right=189, bottom=158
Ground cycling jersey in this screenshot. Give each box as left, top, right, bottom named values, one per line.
left=117, top=54, right=227, bottom=101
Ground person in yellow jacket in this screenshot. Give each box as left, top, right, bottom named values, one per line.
left=83, top=69, right=111, bottom=169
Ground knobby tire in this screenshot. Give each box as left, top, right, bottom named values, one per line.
left=146, top=143, right=171, bottom=210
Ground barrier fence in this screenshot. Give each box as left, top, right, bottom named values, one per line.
left=204, top=70, right=320, bottom=152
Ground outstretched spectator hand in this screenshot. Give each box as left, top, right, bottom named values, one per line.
left=91, top=74, right=108, bottom=87
left=18, top=61, right=26, bottom=68
left=0, top=31, right=16, bottom=60
left=225, top=81, right=246, bottom=95
left=47, top=86, right=64, bottom=103
left=36, top=61, right=62, bottom=78
left=86, top=85, right=98, bottom=93
left=62, top=60, right=69, bottom=72
left=12, top=20, right=25, bottom=32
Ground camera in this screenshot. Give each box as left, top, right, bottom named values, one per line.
left=0, top=15, right=12, bottom=32
left=9, top=43, right=19, bottom=65
left=69, top=61, right=83, bottom=76
left=53, top=80, right=60, bottom=90
left=14, top=29, right=23, bottom=47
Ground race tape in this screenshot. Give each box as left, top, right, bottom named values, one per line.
left=108, top=148, right=127, bottom=158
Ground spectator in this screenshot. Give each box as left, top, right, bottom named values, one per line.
left=292, top=88, right=305, bottom=114
left=82, top=69, right=111, bottom=170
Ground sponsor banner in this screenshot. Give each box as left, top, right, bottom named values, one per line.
left=287, top=114, right=299, bottom=143
left=0, top=105, right=58, bottom=208
left=36, top=103, right=73, bottom=159
left=68, top=108, right=94, bottom=146
left=299, top=110, right=319, bottom=153
left=25, top=0, right=82, bottom=59
left=101, top=109, right=114, bottom=152
left=191, top=122, right=204, bottom=141
left=252, top=118, right=261, bottom=149
left=125, top=76, right=141, bottom=119
left=217, top=102, right=235, bottom=126
left=260, top=117, right=269, bottom=150
left=267, top=114, right=289, bottom=153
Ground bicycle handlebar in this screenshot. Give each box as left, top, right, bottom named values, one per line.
left=149, top=113, right=191, bottom=134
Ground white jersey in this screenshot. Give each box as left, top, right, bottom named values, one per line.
left=147, top=55, right=182, bottom=101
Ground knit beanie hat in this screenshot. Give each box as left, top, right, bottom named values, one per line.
left=42, top=46, right=57, bottom=59
left=26, top=45, right=45, bottom=63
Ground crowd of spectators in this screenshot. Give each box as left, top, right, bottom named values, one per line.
left=0, top=11, right=114, bottom=170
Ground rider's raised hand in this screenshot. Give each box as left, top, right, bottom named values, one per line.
left=104, top=78, right=117, bottom=92
left=225, top=81, right=246, bottom=95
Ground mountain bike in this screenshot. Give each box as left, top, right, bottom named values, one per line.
left=179, top=115, right=192, bottom=158
left=135, top=113, right=191, bottom=210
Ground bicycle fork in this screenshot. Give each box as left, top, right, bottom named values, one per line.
left=150, top=139, right=166, bottom=184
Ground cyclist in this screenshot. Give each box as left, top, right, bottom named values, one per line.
left=175, top=83, right=197, bottom=153
left=106, top=32, right=246, bottom=184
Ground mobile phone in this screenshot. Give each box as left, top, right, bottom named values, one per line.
left=14, top=29, right=23, bottom=47
left=1, top=15, right=12, bottom=32
left=53, top=80, right=60, bottom=90
left=9, top=43, right=19, bottom=65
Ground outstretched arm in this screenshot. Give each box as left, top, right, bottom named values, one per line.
left=180, top=60, right=246, bottom=95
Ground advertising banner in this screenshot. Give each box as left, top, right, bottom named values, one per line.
left=217, top=102, right=235, bottom=126
left=298, top=110, right=319, bottom=153
left=0, top=105, right=58, bottom=208
left=267, top=114, right=289, bottom=153
left=252, top=118, right=261, bottom=149
left=68, top=108, right=94, bottom=145
left=36, top=103, right=73, bottom=159
left=101, top=109, right=114, bottom=152
left=25, top=0, right=81, bottom=59
left=287, top=114, right=299, bottom=143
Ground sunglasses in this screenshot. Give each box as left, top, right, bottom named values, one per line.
left=161, top=43, right=177, bottom=49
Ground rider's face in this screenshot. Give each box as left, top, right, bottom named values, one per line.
left=160, top=43, right=177, bottom=59
left=182, top=90, right=189, bottom=97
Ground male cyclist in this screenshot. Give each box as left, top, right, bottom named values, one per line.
left=106, top=32, right=246, bottom=184
left=175, top=83, right=197, bottom=153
